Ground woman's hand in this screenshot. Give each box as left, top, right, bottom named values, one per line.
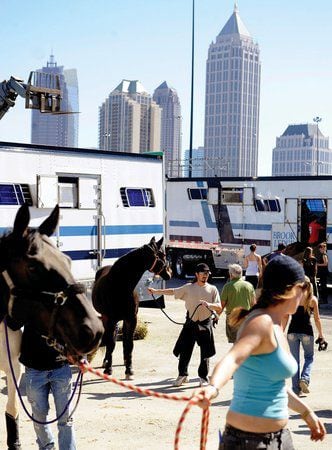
left=302, top=410, right=326, bottom=441
left=193, top=385, right=219, bottom=409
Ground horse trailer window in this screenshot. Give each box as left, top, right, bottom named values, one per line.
left=0, top=184, right=33, bottom=206
left=222, top=188, right=243, bottom=204
left=120, top=187, right=155, bottom=207
left=254, top=199, right=281, bottom=212
left=58, top=177, right=78, bottom=208
left=187, top=188, right=208, bottom=200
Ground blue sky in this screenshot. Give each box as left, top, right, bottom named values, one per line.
left=1, top=0, right=331, bottom=175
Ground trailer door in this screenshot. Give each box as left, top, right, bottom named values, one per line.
left=285, top=198, right=299, bottom=240
left=56, top=174, right=103, bottom=280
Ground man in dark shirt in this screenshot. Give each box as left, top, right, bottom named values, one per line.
left=20, top=326, right=76, bottom=450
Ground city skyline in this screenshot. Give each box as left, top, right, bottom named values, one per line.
left=0, top=0, right=331, bottom=175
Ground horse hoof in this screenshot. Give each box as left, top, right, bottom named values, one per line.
left=125, top=373, right=134, bottom=381
left=103, top=367, right=112, bottom=376
left=102, top=359, right=108, bottom=369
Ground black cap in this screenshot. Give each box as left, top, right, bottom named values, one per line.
left=263, top=255, right=305, bottom=291
left=196, top=263, right=211, bottom=274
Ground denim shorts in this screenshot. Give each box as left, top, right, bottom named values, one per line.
left=219, top=424, right=295, bottom=449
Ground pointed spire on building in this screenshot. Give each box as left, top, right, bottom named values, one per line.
left=47, top=51, right=57, bottom=67
left=218, top=5, right=251, bottom=38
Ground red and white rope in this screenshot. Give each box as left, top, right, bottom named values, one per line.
left=79, top=360, right=210, bottom=450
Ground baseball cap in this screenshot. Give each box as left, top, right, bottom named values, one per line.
left=196, top=263, right=211, bottom=274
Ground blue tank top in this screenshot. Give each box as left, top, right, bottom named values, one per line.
left=230, top=325, right=297, bottom=419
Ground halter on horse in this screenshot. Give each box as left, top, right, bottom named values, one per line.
left=92, top=236, right=172, bottom=379
left=0, top=204, right=104, bottom=449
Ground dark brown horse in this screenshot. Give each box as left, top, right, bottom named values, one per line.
left=0, top=204, right=104, bottom=449
left=92, top=237, right=172, bottom=379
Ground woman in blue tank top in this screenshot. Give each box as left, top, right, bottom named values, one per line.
left=197, top=255, right=326, bottom=449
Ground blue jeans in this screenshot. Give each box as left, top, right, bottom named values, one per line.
left=25, top=365, right=76, bottom=450
left=287, top=333, right=314, bottom=393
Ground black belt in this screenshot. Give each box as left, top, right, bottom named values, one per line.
left=225, top=424, right=284, bottom=441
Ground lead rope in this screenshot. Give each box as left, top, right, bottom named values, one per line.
left=79, top=359, right=210, bottom=450
left=3, top=317, right=83, bottom=424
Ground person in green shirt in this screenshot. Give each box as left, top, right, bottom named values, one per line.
left=221, top=264, right=256, bottom=343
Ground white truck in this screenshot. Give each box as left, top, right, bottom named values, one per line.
left=0, top=141, right=165, bottom=289
left=165, top=176, right=332, bottom=277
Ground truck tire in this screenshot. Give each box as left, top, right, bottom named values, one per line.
left=175, top=255, right=186, bottom=278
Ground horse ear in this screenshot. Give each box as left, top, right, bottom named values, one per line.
left=156, top=237, right=164, bottom=249
left=38, top=205, right=60, bottom=236
left=12, top=203, right=30, bottom=237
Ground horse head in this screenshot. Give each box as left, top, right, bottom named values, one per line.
left=144, top=237, right=172, bottom=280
left=0, top=204, right=104, bottom=359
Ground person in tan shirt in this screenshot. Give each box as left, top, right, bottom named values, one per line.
left=148, top=263, right=221, bottom=387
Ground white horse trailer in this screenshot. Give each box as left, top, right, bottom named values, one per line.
left=166, top=176, right=332, bottom=277
left=0, top=142, right=164, bottom=285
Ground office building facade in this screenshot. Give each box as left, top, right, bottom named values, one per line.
left=31, top=54, right=79, bottom=147
left=153, top=81, right=182, bottom=176
left=99, top=80, right=161, bottom=153
left=272, top=124, right=331, bottom=176
left=204, top=5, right=260, bottom=177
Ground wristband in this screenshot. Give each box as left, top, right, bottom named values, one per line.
left=301, top=409, right=313, bottom=420
left=209, top=384, right=220, bottom=399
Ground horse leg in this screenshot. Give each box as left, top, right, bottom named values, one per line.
left=5, top=365, right=22, bottom=449
left=122, top=317, right=137, bottom=380
left=103, top=321, right=118, bottom=375
left=5, top=412, right=21, bottom=450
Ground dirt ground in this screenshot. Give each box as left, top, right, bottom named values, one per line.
left=1, top=296, right=332, bottom=449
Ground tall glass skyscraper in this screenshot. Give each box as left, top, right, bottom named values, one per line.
left=31, top=54, right=79, bottom=147
left=153, top=81, right=182, bottom=177
left=204, top=5, right=260, bottom=177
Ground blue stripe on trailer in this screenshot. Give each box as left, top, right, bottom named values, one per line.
left=201, top=201, right=216, bottom=228
left=169, top=220, right=200, bottom=227
left=58, top=224, right=163, bottom=236
left=232, top=223, right=272, bottom=231
left=64, top=248, right=133, bottom=260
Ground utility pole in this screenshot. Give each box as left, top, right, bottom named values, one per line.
left=313, top=116, right=322, bottom=176
left=188, top=0, right=195, bottom=178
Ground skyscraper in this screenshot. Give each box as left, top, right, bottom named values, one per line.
left=204, top=5, right=261, bottom=177
left=272, top=124, right=331, bottom=176
left=153, top=81, right=182, bottom=176
left=31, top=54, right=79, bottom=147
left=99, top=80, right=161, bottom=154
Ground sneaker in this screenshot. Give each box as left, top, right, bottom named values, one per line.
left=199, top=377, right=209, bottom=387
left=173, top=375, right=189, bottom=387
left=299, top=379, right=310, bottom=394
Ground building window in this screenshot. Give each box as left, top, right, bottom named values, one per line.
left=0, top=183, right=33, bottom=206
left=120, top=187, right=155, bottom=207
left=187, top=188, right=208, bottom=200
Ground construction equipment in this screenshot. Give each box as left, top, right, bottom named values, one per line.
left=0, top=71, right=62, bottom=120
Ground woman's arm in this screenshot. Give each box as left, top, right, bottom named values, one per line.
left=243, top=256, right=248, bottom=269
left=287, top=388, right=326, bottom=441
left=311, top=296, right=324, bottom=338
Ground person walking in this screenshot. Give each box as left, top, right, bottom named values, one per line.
left=302, top=246, right=318, bottom=297
left=308, top=216, right=324, bottom=245
left=243, top=243, right=262, bottom=289
left=148, top=262, right=221, bottom=387
left=20, top=324, right=76, bottom=450
left=263, top=242, right=286, bottom=267
left=220, top=264, right=256, bottom=343
left=196, top=255, right=326, bottom=449
left=287, top=276, right=326, bottom=395
left=316, top=242, right=329, bottom=304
